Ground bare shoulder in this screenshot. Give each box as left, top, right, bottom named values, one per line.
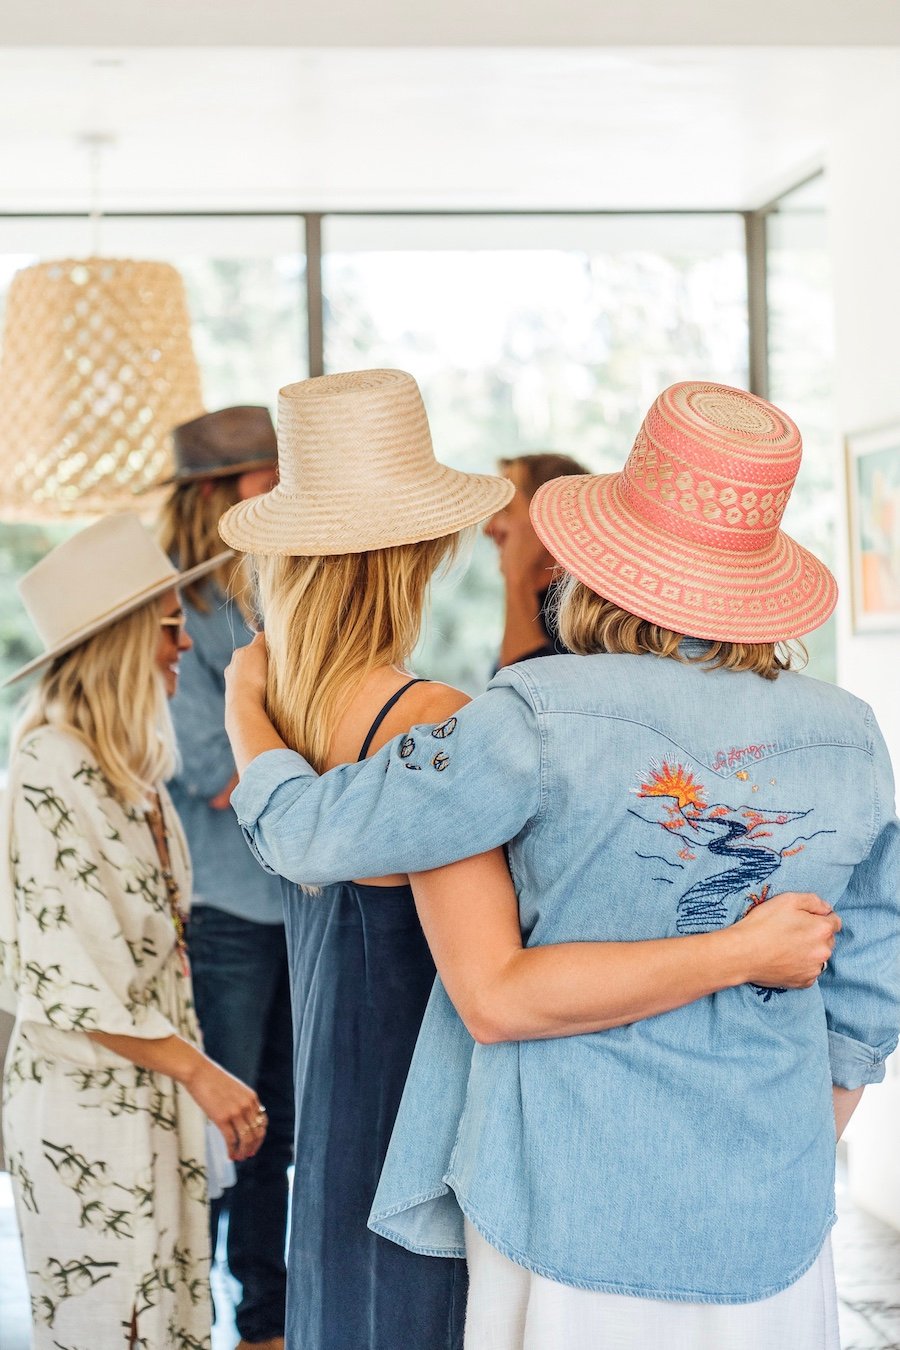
left=407, top=680, right=472, bottom=723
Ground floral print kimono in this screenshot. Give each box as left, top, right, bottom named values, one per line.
left=0, top=725, right=211, bottom=1350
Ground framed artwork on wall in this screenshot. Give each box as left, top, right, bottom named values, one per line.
left=845, top=422, right=900, bottom=633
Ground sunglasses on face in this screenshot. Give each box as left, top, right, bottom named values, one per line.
left=159, top=611, right=187, bottom=634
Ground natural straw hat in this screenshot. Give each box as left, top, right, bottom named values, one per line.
left=5, top=513, right=233, bottom=685
left=530, top=381, right=837, bottom=644
left=218, top=369, right=514, bottom=555
left=156, top=406, right=278, bottom=487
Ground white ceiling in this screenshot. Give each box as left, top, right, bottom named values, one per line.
left=4, top=0, right=900, bottom=46
left=0, top=46, right=897, bottom=213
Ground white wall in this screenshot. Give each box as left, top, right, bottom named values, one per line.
left=827, top=78, right=900, bottom=1229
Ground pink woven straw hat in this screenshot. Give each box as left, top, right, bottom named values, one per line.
left=530, top=381, right=837, bottom=644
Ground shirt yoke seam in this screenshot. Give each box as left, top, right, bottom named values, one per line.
left=531, top=708, right=874, bottom=756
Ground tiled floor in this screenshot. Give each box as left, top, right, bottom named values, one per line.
left=2, top=1167, right=900, bottom=1348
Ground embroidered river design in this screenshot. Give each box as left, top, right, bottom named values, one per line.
left=628, top=760, right=835, bottom=942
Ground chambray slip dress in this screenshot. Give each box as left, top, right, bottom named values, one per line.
left=281, top=678, right=468, bottom=1350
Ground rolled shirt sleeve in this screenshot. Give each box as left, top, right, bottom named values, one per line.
left=821, top=711, right=900, bottom=1089
left=231, top=672, right=544, bottom=886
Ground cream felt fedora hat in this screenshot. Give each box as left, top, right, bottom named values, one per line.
left=530, top=381, right=837, bottom=644
left=5, top=513, right=233, bottom=685
left=218, top=369, right=514, bottom=555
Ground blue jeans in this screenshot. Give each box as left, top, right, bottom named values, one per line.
left=188, top=905, right=294, bottom=1343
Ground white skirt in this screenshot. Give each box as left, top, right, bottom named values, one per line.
left=463, top=1221, right=841, bottom=1350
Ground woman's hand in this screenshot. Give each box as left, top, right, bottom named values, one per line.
left=182, top=1057, right=268, bottom=1162
left=224, top=630, right=269, bottom=709
left=735, top=892, right=841, bottom=989
left=223, top=632, right=287, bottom=774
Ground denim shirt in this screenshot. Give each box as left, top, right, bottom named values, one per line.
left=231, top=652, right=900, bottom=1301
left=168, top=584, right=283, bottom=925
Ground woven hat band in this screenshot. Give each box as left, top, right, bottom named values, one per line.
left=619, top=387, right=802, bottom=554
left=622, top=428, right=795, bottom=554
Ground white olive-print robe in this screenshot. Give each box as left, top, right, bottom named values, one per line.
left=0, top=726, right=211, bottom=1350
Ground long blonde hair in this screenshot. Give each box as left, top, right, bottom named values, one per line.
left=555, top=574, right=801, bottom=680
left=12, top=599, right=175, bottom=807
left=158, top=478, right=250, bottom=613
left=253, top=536, right=459, bottom=771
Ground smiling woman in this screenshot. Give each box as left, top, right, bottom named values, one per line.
left=0, top=515, right=265, bottom=1350
left=156, top=597, right=192, bottom=699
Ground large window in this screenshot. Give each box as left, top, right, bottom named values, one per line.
left=323, top=213, right=748, bottom=688
left=0, top=196, right=838, bottom=756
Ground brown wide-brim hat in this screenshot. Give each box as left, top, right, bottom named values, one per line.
left=218, top=369, right=514, bottom=555
left=5, top=513, right=232, bottom=685
left=157, top=405, right=278, bottom=487
left=530, top=381, right=837, bottom=645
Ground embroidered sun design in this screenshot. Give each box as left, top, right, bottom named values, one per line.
left=637, top=761, right=708, bottom=815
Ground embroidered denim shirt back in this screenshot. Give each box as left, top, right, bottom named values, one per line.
left=231, top=652, right=900, bottom=1303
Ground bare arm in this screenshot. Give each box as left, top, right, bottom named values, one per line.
left=833, top=1085, right=864, bottom=1140
left=87, top=1030, right=266, bottom=1161
left=410, top=849, right=840, bottom=1044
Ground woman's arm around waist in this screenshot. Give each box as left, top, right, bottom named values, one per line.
left=410, top=849, right=840, bottom=1043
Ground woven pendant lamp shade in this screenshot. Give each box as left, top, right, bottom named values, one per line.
left=0, top=257, right=204, bottom=520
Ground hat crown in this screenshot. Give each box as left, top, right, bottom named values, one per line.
left=171, top=405, right=277, bottom=479
left=275, top=370, right=436, bottom=496
left=18, top=514, right=178, bottom=652
left=621, top=382, right=802, bottom=554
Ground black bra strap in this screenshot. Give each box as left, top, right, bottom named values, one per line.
left=358, top=678, right=428, bottom=762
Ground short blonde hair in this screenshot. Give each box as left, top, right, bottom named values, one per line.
left=253, top=536, right=459, bottom=772
left=13, top=599, right=176, bottom=807
left=555, top=574, right=800, bottom=680
left=158, top=477, right=250, bottom=614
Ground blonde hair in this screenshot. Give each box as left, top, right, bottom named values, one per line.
left=555, top=574, right=801, bottom=680
left=253, top=536, right=459, bottom=771
left=158, top=478, right=250, bottom=614
left=12, top=599, right=176, bottom=807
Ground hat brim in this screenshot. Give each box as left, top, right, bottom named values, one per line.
left=140, top=457, right=278, bottom=493
left=218, top=464, right=514, bottom=556
left=4, top=550, right=234, bottom=686
left=531, top=474, right=837, bottom=644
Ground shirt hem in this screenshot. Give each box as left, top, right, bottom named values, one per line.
left=375, top=1172, right=838, bottom=1304
left=369, top=1185, right=466, bottom=1259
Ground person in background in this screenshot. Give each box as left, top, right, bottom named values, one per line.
left=0, top=514, right=266, bottom=1350
left=484, top=452, right=587, bottom=666
left=157, top=408, right=290, bottom=1350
